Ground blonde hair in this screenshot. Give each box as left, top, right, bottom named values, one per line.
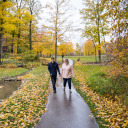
left=64, top=58, right=69, bottom=65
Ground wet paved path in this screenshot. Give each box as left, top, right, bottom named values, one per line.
left=37, top=75, right=98, bottom=128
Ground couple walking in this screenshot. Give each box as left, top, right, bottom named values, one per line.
left=48, top=57, right=75, bottom=93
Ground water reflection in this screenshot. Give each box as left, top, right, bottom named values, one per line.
left=0, top=80, right=21, bottom=102
left=63, top=91, right=72, bottom=108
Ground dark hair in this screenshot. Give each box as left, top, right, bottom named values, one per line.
left=51, top=57, right=55, bottom=59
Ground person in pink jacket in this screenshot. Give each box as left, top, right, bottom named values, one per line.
left=61, top=59, right=75, bottom=93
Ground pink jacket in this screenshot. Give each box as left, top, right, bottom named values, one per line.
left=61, top=63, right=75, bottom=78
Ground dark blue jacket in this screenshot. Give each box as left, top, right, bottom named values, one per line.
left=48, top=62, right=60, bottom=76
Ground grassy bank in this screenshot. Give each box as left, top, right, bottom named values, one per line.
left=41, top=55, right=107, bottom=64
left=73, top=65, right=128, bottom=127
left=0, top=68, right=28, bottom=80
left=0, top=66, right=51, bottom=127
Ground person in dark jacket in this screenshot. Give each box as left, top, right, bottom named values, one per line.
left=48, top=57, right=60, bottom=93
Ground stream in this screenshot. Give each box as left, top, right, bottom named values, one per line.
left=0, top=69, right=32, bottom=104
left=0, top=80, right=21, bottom=103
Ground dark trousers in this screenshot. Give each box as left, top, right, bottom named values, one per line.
left=51, top=75, right=57, bottom=91
left=63, top=78, right=72, bottom=89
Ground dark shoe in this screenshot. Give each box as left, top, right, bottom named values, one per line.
left=54, top=90, right=56, bottom=93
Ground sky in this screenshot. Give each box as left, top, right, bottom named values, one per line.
left=38, top=0, right=110, bottom=47
left=38, top=0, right=85, bottom=47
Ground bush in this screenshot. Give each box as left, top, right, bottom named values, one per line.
left=23, top=62, right=42, bottom=69
left=0, top=63, right=17, bottom=68
left=23, top=50, right=39, bottom=62
left=86, top=72, right=128, bottom=104
left=40, top=58, right=49, bottom=65
left=3, top=53, right=10, bottom=59
left=86, top=72, right=112, bottom=95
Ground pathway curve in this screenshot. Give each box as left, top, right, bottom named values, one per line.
left=36, top=73, right=98, bottom=128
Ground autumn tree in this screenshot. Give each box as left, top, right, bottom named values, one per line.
left=84, top=40, right=95, bottom=56
left=44, top=0, right=72, bottom=62
left=3, top=0, right=35, bottom=54
left=58, top=42, right=74, bottom=62
left=28, top=0, right=42, bottom=51
left=104, top=0, right=128, bottom=76
left=81, top=0, right=110, bottom=62
left=82, top=25, right=98, bottom=62
left=14, top=0, right=27, bottom=53
left=0, top=0, right=13, bottom=64
left=33, top=30, right=55, bottom=57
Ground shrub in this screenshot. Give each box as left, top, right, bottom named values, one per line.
left=0, top=63, right=17, bottom=68
left=40, top=58, right=49, bottom=65
left=23, top=62, right=42, bottom=69
left=86, top=72, right=112, bottom=95
left=3, top=53, right=10, bottom=58
left=86, top=72, right=128, bottom=104
left=23, top=50, right=39, bottom=62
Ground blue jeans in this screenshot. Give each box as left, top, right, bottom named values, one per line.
left=51, top=75, right=57, bottom=91
left=63, top=78, right=72, bottom=89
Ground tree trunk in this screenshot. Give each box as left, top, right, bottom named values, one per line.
left=101, top=22, right=109, bottom=61
left=29, top=19, right=32, bottom=51
left=0, top=0, right=6, bottom=64
left=62, top=55, right=64, bottom=62
left=0, top=27, right=3, bottom=65
left=55, top=0, right=58, bottom=62
left=11, top=32, right=14, bottom=53
left=55, top=30, right=57, bottom=62
left=97, top=0, right=101, bottom=62
left=11, top=44, right=13, bottom=53
left=17, top=29, right=20, bottom=54
left=92, top=40, right=97, bottom=63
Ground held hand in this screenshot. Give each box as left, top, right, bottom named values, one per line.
left=59, top=74, right=62, bottom=77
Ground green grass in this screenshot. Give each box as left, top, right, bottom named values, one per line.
left=0, top=66, right=50, bottom=127
left=3, top=58, right=22, bottom=65
left=0, top=68, right=28, bottom=79
left=65, top=56, right=96, bottom=63
left=3, top=55, right=107, bottom=67
left=74, top=65, right=128, bottom=105
left=42, top=55, right=107, bottom=64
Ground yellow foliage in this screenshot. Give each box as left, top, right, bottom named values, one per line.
left=58, top=42, right=74, bottom=56
left=84, top=40, right=95, bottom=56
left=0, top=67, right=51, bottom=127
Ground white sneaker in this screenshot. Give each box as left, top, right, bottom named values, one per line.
left=69, top=89, right=72, bottom=93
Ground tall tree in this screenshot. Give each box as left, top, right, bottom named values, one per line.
left=5, top=0, right=33, bottom=54
left=82, top=25, right=98, bottom=62
left=0, top=0, right=10, bottom=64
left=96, top=0, right=101, bottom=62
left=80, top=0, right=109, bottom=62
left=28, top=0, right=42, bottom=51
left=44, top=0, right=72, bottom=62
left=105, top=0, right=128, bottom=76
left=15, top=0, right=25, bottom=53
